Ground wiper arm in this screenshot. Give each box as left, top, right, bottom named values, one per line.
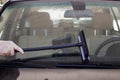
left=1, top=59, right=120, bottom=69
left=0, top=60, right=51, bottom=68
left=0, top=52, right=80, bottom=68
left=56, top=63, right=120, bottom=69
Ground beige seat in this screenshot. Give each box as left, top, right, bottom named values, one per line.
left=88, top=12, right=114, bottom=55
left=58, top=19, right=77, bottom=42
left=53, top=20, right=78, bottom=53
left=17, top=11, right=55, bottom=58
left=53, top=19, right=76, bottom=38
left=92, top=13, right=113, bottom=36
left=58, top=20, right=74, bottom=33
left=20, top=11, right=53, bottom=46
left=27, top=11, right=53, bottom=36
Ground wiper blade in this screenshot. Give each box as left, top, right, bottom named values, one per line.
left=0, top=61, right=51, bottom=68
left=1, top=60, right=120, bottom=69
left=0, top=52, right=80, bottom=68
left=56, top=64, right=120, bottom=69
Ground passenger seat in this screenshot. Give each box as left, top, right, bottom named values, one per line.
left=89, top=12, right=113, bottom=56
left=17, top=11, right=54, bottom=58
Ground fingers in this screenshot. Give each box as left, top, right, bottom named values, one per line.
left=12, top=43, right=24, bottom=54
left=0, top=40, right=24, bottom=56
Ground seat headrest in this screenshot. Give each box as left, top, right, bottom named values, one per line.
left=58, top=20, right=73, bottom=28
left=93, top=13, right=113, bottom=30
left=27, top=11, right=53, bottom=28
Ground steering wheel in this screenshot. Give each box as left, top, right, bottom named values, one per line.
left=94, top=37, right=120, bottom=56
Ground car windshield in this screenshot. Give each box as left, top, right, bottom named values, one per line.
left=0, top=0, right=120, bottom=68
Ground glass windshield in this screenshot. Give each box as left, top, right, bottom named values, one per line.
left=0, top=1, right=120, bottom=65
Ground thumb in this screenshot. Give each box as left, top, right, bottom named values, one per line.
left=14, top=44, right=24, bottom=54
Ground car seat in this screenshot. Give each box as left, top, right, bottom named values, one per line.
left=17, top=11, right=54, bottom=58
left=27, top=11, right=53, bottom=36
left=89, top=12, right=113, bottom=55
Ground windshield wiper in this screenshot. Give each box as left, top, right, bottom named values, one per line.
left=1, top=52, right=80, bottom=68
left=0, top=60, right=52, bottom=68
left=0, top=52, right=81, bottom=68
left=1, top=59, right=120, bottom=69
left=56, top=63, right=120, bottom=69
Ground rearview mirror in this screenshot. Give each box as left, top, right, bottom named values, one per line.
left=64, top=10, right=93, bottom=18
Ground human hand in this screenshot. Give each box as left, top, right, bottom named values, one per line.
left=0, top=40, right=24, bottom=56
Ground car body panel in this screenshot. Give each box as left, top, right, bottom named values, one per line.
left=18, top=69, right=120, bottom=80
